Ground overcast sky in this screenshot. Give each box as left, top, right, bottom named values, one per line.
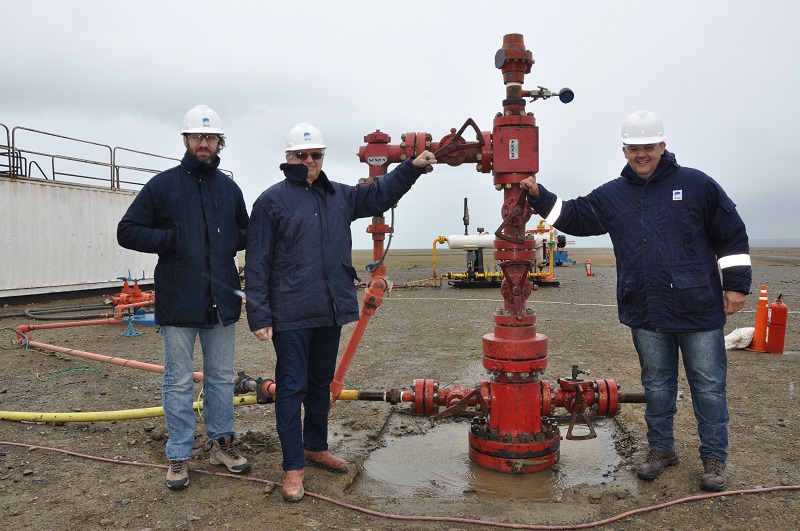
left=3, top=0, right=798, bottom=250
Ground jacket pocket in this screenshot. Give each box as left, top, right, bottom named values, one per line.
left=671, top=272, right=716, bottom=313
left=617, top=272, right=647, bottom=324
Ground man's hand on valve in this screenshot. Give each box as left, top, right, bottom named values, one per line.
left=519, top=176, right=539, bottom=197
left=412, top=150, right=437, bottom=168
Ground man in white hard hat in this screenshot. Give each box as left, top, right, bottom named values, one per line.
left=520, top=110, right=751, bottom=492
left=245, top=122, right=437, bottom=502
left=118, top=105, right=251, bottom=491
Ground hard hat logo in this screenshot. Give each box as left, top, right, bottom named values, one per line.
left=287, top=122, right=326, bottom=151
left=182, top=105, right=224, bottom=135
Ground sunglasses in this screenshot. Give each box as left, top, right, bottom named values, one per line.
left=186, top=133, right=221, bottom=142
left=294, top=151, right=324, bottom=161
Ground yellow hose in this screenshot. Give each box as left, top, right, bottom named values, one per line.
left=0, top=391, right=363, bottom=423
left=0, top=394, right=259, bottom=422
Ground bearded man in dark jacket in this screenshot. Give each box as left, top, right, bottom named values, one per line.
left=520, top=111, right=751, bottom=493
left=245, top=122, right=436, bottom=502
left=117, top=105, right=250, bottom=491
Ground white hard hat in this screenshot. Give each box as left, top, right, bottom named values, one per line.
left=286, top=122, right=326, bottom=151
left=181, top=105, right=224, bottom=135
left=620, top=110, right=664, bottom=144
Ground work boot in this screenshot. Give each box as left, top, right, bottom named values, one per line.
left=305, top=449, right=348, bottom=473
left=700, top=458, right=727, bottom=491
left=637, top=449, right=680, bottom=480
left=209, top=436, right=251, bottom=473
left=165, top=460, right=189, bottom=491
left=282, top=469, right=305, bottom=502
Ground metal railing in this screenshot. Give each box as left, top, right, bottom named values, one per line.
left=113, top=146, right=180, bottom=189
left=0, top=122, right=23, bottom=177
left=1, top=121, right=233, bottom=190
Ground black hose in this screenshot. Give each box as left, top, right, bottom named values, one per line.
left=21, top=304, right=113, bottom=321
left=365, top=207, right=395, bottom=273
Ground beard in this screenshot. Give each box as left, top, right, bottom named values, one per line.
left=192, top=146, right=219, bottom=165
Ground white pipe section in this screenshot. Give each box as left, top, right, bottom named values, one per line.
left=445, top=234, right=496, bottom=249
left=445, top=232, right=553, bottom=250
left=528, top=233, right=550, bottom=250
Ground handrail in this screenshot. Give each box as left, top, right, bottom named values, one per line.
left=28, top=160, right=46, bottom=179
left=112, top=146, right=180, bottom=189
left=13, top=126, right=114, bottom=188
left=1, top=122, right=9, bottom=151
left=2, top=121, right=234, bottom=190
left=0, top=123, right=10, bottom=176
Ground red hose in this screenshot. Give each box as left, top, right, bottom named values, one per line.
left=0, top=440, right=797, bottom=529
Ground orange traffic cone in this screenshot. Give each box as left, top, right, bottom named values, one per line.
left=585, top=259, right=594, bottom=277
left=745, top=285, right=769, bottom=352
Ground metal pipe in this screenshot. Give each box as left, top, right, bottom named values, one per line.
left=22, top=339, right=204, bottom=382
left=15, top=300, right=153, bottom=340
left=329, top=277, right=389, bottom=403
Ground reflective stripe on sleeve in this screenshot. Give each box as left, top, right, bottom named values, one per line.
left=718, top=254, right=752, bottom=269
left=544, top=197, right=564, bottom=226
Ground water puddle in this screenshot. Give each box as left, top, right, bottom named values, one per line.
left=352, top=415, right=635, bottom=501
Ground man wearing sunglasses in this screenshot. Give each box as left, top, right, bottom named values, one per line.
left=245, top=122, right=436, bottom=502
left=118, top=105, right=251, bottom=491
left=520, top=110, right=751, bottom=493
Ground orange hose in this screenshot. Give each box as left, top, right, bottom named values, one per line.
left=24, top=339, right=203, bottom=382
left=329, top=277, right=388, bottom=403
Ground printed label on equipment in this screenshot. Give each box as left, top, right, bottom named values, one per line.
left=509, top=139, right=519, bottom=160
left=367, top=156, right=388, bottom=166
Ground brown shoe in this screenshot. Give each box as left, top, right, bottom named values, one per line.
left=700, top=458, right=727, bottom=491
left=165, top=460, right=189, bottom=491
left=209, top=436, right=251, bottom=474
left=305, top=450, right=348, bottom=473
left=282, top=469, right=305, bottom=502
left=637, top=449, right=679, bottom=480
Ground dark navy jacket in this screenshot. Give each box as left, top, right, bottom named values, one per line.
left=527, top=150, right=751, bottom=333
left=117, top=152, right=249, bottom=327
left=245, top=159, right=423, bottom=332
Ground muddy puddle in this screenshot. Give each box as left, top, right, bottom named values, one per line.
left=351, top=415, right=636, bottom=501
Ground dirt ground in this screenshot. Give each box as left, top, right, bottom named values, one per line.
left=1, top=248, right=798, bottom=530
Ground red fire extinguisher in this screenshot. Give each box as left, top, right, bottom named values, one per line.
left=585, top=259, right=594, bottom=277
left=766, top=294, right=788, bottom=354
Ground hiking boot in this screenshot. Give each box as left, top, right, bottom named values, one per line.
left=209, top=436, right=251, bottom=473
left=165, top=460, right=189, bottom=490
left=282, top=469, right=305, bottom=502
left=700, top=458, right=727, bottom=491
left=305, top=449, right=348, bottom=473
left=637, top=449, right=680, bottom=480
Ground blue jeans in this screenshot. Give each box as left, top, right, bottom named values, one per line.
left=631, top=327, right=729, bottom=461
left=161, top=322, right=237, bottom=461
left=272, top=326, right=341, bottom=471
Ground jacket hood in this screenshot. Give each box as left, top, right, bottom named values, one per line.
left=279, top=163, right=335, bottom=194
left=181, top=151, right=221, bottom=177
left=621, top=149, right=680, bottom=185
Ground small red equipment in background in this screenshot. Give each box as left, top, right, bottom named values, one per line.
left=585, top=259, right=594, bottom=277
left=766, top=294, right=788, bottom=354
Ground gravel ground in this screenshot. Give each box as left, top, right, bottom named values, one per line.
left=0, top=249, right=798, bottom=530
